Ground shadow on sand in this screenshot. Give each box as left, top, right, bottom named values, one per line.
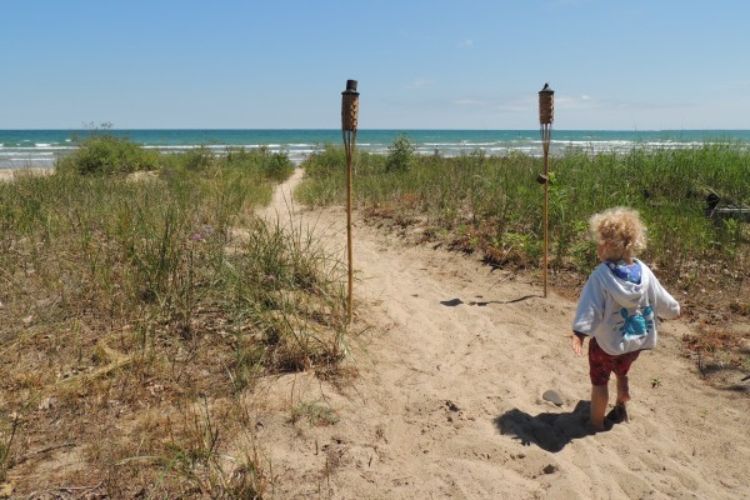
left=494, top=401, right=599, bottom=453
left=440, top=295, right=538, bottom=307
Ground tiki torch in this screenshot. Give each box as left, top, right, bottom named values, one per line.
left=538, top=83, right=554, bottom=298
left=341, top=79, right=359, bottom=323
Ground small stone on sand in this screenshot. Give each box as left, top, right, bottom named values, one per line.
left=542, top=390, right=564, bottom=406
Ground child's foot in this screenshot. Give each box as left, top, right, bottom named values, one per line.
left=590, top=421, right=606, bottom=433
left=588, top=415, right=612, bottom=433
left=588, top=419, right=614, bottom=434
left=605, top=403, right=628, bottom=425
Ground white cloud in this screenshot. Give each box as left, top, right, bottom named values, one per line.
left=458, top=39, right=474, bottom=48
left=556, top=95, right=606, bottom=110
left=406, top=78, right=434, bottom=89
left=554, top=96, right=580, bottom=108
left=494, top=94, right=598, bottom=114
left=454, top=98, right=484, bottom=106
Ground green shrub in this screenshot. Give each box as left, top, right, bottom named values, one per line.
left=57, top=135, right=160, bottom=175
left=386, top=135, right=415, bottom=173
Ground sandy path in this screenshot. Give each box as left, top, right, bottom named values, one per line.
left=246, top=171, right=750, bottom=499
left=258, top=167, right=305, bottom=222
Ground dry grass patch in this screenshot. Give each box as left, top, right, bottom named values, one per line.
left=0, top=143, right=347, bottom=496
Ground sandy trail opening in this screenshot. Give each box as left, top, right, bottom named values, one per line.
left=258, top=167, right=305, bottom=223
left=246, top=169, right=750, bottom=499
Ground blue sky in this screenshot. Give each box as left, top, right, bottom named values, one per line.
left=1, top=0, right=749, bottom=129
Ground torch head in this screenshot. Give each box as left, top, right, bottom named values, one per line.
left=538, top=83, right=554, bottom=126
left=342, top=79, right=360, bottom=132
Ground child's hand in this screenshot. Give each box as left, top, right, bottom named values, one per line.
left=571, top=333, right=584, bottom=356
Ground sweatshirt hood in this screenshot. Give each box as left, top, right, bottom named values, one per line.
left=595, top=260, right=649, bottom=309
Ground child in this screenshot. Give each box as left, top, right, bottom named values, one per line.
left=571, top=207, right=680, bottom=431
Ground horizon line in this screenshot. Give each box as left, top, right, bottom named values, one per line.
left=2, top=127, right=750, bottom=132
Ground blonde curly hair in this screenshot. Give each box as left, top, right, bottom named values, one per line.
left=589, top=207, right=647, bottom=261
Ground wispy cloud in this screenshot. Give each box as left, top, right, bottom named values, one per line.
left=558, top=94, right=693, bottom=111
left=555, top=95, right=595, bottom=109
left=453, top=98, right=485, bottom=106
left=448, top=92, right=691, bottom=116
left=406, top=78, right=434, bottom=89
left=458, top=39, right=474, bottom=48
left=494, top=94, right=599, bottom=113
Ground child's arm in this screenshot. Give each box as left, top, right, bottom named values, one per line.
left=571, top=271, right=603, bottom=357
left=572, top=272, right=605, bottom=336
left=650, top=270, right=680, bottom=319
left=571, top=331, right=587, bottom=356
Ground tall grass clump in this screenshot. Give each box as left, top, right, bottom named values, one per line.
left=0, top=141, right=344, bottom=495
left=296, top=144, right=385, bottom=206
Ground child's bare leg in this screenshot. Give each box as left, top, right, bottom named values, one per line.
left=590, top=384, right=609, bottom=431
left=605, top=374, right=630, bottom=424
left=615, top=374, right=630, bottom=405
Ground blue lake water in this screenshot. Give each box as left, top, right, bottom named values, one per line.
left=1, top=129, right=749, bottom=168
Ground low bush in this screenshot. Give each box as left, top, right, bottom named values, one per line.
left=57, top=135, right=160, bottom=175
left=385, top=135, right=415, bottom=172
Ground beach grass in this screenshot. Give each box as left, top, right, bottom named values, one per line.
left=0, top=137, right=346, bottom=495
left=297, top=139, right=750, bottom=372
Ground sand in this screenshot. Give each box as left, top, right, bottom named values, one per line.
left=238, top=169, right=750, bottom=499
left=0, top=167, right=53, bottom=182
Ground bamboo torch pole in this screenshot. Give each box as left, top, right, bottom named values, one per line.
left=538, top=83, right=554, bottom=298
left=341, top=80, right=359, bottom=323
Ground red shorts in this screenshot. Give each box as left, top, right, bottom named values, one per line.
left=588, top=337, right=641, bottom=386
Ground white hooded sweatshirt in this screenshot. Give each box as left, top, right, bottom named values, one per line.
left=572, top=260, right=680, bottom=356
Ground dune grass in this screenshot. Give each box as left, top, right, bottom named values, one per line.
left=299, top=143, right=749, bottom=273
left=297, top=140, right=750, bottom=375
left=0, top=137, right=346, bottom=496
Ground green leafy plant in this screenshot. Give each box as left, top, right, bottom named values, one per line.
left=385, top=135, right=415, bottom=173
left=57, top=135, right=160, bottom=175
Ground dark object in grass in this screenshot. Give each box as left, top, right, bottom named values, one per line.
left=705, top=192, right=750, bottom=223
